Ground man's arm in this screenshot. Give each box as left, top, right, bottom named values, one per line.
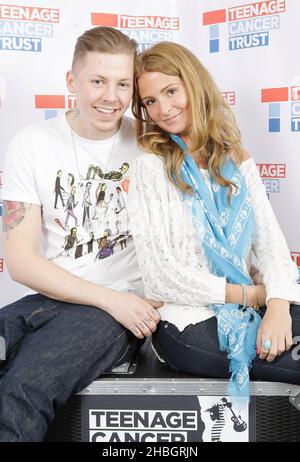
left=3, top=200, right=162, bottom=338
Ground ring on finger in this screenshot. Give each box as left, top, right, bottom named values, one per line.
left=144, top=315, right=153, bottom=325
left=262, top=338, right=272, bottom=351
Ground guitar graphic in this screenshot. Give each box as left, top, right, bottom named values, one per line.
left=221, top=397, right=247, bottom=432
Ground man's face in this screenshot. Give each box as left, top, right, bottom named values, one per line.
left=67, top=52, right=134, bottom=140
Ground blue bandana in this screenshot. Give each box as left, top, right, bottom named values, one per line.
left=170, top=134, right=261, bottom=407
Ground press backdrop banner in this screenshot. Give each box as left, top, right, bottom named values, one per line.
left=0, top=0, right=299, bottom=306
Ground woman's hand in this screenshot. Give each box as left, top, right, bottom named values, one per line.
left=250, top=265, right=263, bottom=285
left=248, top=265, right=266, bottom=306
left=256, top=299, right=293, bottom=362
left=247, top=284, right=266, bottom=307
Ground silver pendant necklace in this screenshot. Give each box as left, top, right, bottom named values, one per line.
left=69, top=108, right=119, bottom=183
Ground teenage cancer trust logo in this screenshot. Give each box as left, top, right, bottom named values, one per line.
left=257, top=163, right=286, bottom=196
left=91, top=13, right=179, bottom=52
left=0, top=4, right=59, bottom=52
left=222, top=91, right=236, bottom=106
left=261, top=86, right=300, bottom=132
left=203, top=0, right=286, bottom=53
left=35, top=94, right=76, bottom=119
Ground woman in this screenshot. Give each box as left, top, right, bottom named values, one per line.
left=129, top=41, right=300, bottom=405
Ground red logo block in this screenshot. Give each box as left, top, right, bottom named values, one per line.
left=34, top=95, right=76, bottom=109
left=257, top=163, right=286, bottom=178
left=0, top=258, right=3, bottom=273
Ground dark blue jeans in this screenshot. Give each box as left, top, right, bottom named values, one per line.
left=0, top=294, right=143, bottom=442
left=152, top=305, right=300, bottom=384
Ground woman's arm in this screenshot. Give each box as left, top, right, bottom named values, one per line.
left=128, top=156, right=264, bottom=307
left=240, top=158, right=298, bottom=303
left=240, top=157, right=298, bottom=360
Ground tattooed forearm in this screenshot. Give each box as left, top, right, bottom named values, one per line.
left=2, top=201, right=32, bottom=233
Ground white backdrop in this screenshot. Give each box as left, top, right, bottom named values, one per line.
left=0, top=0, right=299, bottom=306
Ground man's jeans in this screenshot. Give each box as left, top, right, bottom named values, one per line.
left=153, top=305, right=300, bottom=384
left=0, top=294, right=143, bottom=442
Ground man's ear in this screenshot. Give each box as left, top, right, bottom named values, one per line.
left=66, top=70, right=76, bottom=94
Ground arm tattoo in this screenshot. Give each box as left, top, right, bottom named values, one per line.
left=2, top=201, right=32, bottom=233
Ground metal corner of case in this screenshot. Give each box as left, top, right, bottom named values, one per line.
left=289, top=387, right=300, bottom=411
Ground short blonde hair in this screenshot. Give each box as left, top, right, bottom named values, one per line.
left=132, top=41, right=243, bottom=196
left=72, top=26, right=137, bottom=71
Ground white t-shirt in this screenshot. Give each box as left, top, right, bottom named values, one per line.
left=2, top=114, right=144, bottom=294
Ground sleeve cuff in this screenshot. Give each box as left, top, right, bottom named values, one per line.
left=266, top=285, right=299, bottom=304
left=211, top=276, right=227, bottom=305
left=1, top=192, right=41, bottom=206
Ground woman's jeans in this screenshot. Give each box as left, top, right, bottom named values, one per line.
left=152, top=305, right=300, bottom=384
left=0, top=294, right=144, bottom=442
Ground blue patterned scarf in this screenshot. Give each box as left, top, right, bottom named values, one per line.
left=170, top=134, right=261, bottom=407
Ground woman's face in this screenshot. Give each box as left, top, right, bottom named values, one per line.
left=138, top=72, right=191, bottom=139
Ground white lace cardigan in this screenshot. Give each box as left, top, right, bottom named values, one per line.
left=128, top=154, right=300, bottom=331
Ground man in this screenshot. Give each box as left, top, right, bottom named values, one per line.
left=54, top=169, right=66, bottom=209
left=0, top=26, right=162, bottom=442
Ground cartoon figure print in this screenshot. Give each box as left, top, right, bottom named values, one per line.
left=115, top=186, right=125, bottom=214
left=103, top=162, right=129, bottom=181
left=82, top=181, right=92, bottom=228
left=65, top=185, right=79, bottom=227
left=62, top=227, right=80, bottom=257
left=54, top=170, right=66, bottom=209
left=54, top=161, right=130, bottom=261
left=93, top=183, right=108, bottom=221
left=85, top=162, right=129, bottom=182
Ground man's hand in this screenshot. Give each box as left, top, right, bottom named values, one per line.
left=103, top=290, right=163, bottom=339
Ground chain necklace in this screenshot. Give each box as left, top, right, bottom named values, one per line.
left=69, top=108, right=120, bottom=182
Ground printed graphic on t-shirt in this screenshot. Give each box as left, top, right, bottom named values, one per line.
left=53, top=162, right=130, bottom=260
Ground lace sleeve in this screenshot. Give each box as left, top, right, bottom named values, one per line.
left=240, top=158, right=299, bottom=302
left=128, top=155, right=226, bottom=306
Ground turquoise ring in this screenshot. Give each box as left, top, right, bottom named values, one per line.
left=262, top=338, right=272, bottom=350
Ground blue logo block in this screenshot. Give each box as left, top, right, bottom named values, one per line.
left=269, top=103, right=280, bottom=118
left=210, top=39, right=219, bottom=53
left=269, top=118, right=280, bottom=132
left=291, top=117, right=300, bottom=132
left=0, top=36, right=42, bottom=52
left=262, top=179, right=280, bottom=194
left=45, top=110, right=57, bottom=120
left=229, top=31, right=269, bottom=50
left=209, top=25, right=219, bottom=40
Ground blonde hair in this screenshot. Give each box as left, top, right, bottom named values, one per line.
left=132, top=41, right=243, bottom=196
left=72, top=26, right=137, bottom=71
